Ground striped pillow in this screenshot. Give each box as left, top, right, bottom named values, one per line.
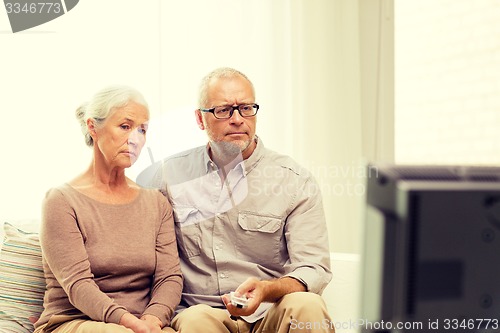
left=0, top=222, right=45, bottom=333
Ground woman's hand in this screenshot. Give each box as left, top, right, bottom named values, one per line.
left=120, top=313, right=162, bottom=333
left=140, top=314, right=163, bottom=332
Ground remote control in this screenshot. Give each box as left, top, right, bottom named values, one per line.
left=230, top=292, right=249, bottom=308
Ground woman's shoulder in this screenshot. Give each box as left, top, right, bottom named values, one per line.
left=137, top=186, right=172, bottom=211
left=138, top=186, right=168, bottom=202
left=44, top=183, right=73, bottom=199
left=42, top=184, right=77, bottom=211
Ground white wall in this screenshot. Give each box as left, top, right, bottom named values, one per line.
left=0, top=0, right=161, bottom=220
left=0, top=0, right=394, bottom=254
left=395, top=0, right=500, bottom=165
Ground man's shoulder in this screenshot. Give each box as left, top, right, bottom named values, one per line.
left=260, top=146, right=312, bottom=178
left=136, top=145, right=206, bottom=188
left=162, top=145, right=206, bottom=165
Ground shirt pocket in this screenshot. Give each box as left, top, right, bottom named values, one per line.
left=236, top=212, right=284, bottom=265
left=238, top=213, right=282, bottom=233
left=173, top=206, right=202, bottom=258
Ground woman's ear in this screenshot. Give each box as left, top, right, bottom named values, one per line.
left=195, top=109, right=205, bottom=130
left=87, top=118, right=98, bottom=140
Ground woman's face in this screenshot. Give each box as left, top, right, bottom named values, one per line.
left=91, top=101, right=149, bottom=169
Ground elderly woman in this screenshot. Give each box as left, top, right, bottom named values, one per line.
left=33, top=86, right=182, bottom=333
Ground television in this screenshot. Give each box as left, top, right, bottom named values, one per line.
left=361, top=164, right=500, bottom=333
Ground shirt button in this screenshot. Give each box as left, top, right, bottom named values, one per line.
left=220, top=273, right=227, bottom=279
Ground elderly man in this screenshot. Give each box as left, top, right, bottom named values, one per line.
left=137, top=67, right=333, bottom=333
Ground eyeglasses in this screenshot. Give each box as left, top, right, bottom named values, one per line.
left=200, top=104, right=259, bottom=119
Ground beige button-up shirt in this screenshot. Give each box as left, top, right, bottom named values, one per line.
left=137, top=138, right=332, bottom=322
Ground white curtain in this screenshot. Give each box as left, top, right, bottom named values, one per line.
left=0, top=0, right=393, bottom=254
left=153, top=0, right=394, bottom=253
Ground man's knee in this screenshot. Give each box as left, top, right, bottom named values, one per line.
left=279, top=292, right=326, bottom=310
left=172, top=305, right=235, bottom=332
left=175, top=304, right=214, bottom=319
left=277, top=292, right=330, bottom=319
left=172, top=304, right=214, bottom=327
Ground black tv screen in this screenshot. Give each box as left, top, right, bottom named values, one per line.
left=361, top=165, right=500, bottom=333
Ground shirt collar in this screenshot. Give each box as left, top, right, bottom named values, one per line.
left=203, top=136, right=264, bottom=175
left=203, top=142, right=216, bottom=173
left=242, top=136, right=264, bottom=175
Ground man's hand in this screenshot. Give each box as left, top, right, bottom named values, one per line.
left=222, top=277, right=265, bottom=317
left=222, top=276, right=307, bottom=317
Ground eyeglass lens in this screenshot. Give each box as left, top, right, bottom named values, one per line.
left=214, top=105, right=257, bottom=118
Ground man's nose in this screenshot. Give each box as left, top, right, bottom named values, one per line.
left=229, top=108, right=244, bottom=124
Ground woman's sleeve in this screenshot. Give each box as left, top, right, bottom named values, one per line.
left=41, top=188, right=128, bottom=324
left=142, top=192, right=183, bottom=327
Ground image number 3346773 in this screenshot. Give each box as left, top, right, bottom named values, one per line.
left=4, top=0, right=79, bottom=33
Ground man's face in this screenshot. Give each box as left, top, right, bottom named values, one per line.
left=196, top=75, right=257, bottom=160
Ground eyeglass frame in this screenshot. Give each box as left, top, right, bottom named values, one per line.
left=199, top=103, right=259, bottom=119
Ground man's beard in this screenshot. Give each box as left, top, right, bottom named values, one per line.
left=209, top=140, right=249, bottom=165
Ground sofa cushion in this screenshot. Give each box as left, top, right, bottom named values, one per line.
left=0, top=222, right=44, bottom=333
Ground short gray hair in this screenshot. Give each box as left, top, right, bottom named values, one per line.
left=198, top=67, right=255, bottom=109
left=75, top=85, right=149, bottom=147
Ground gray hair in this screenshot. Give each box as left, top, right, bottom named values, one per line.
left=198, top=67, right=255, bottom=109
left=75, top=85, right=149, bottom=147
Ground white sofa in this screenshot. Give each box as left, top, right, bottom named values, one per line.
left=0, top=221, right=361, bottom=333
left=323, top=253, right=361, bottom=332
